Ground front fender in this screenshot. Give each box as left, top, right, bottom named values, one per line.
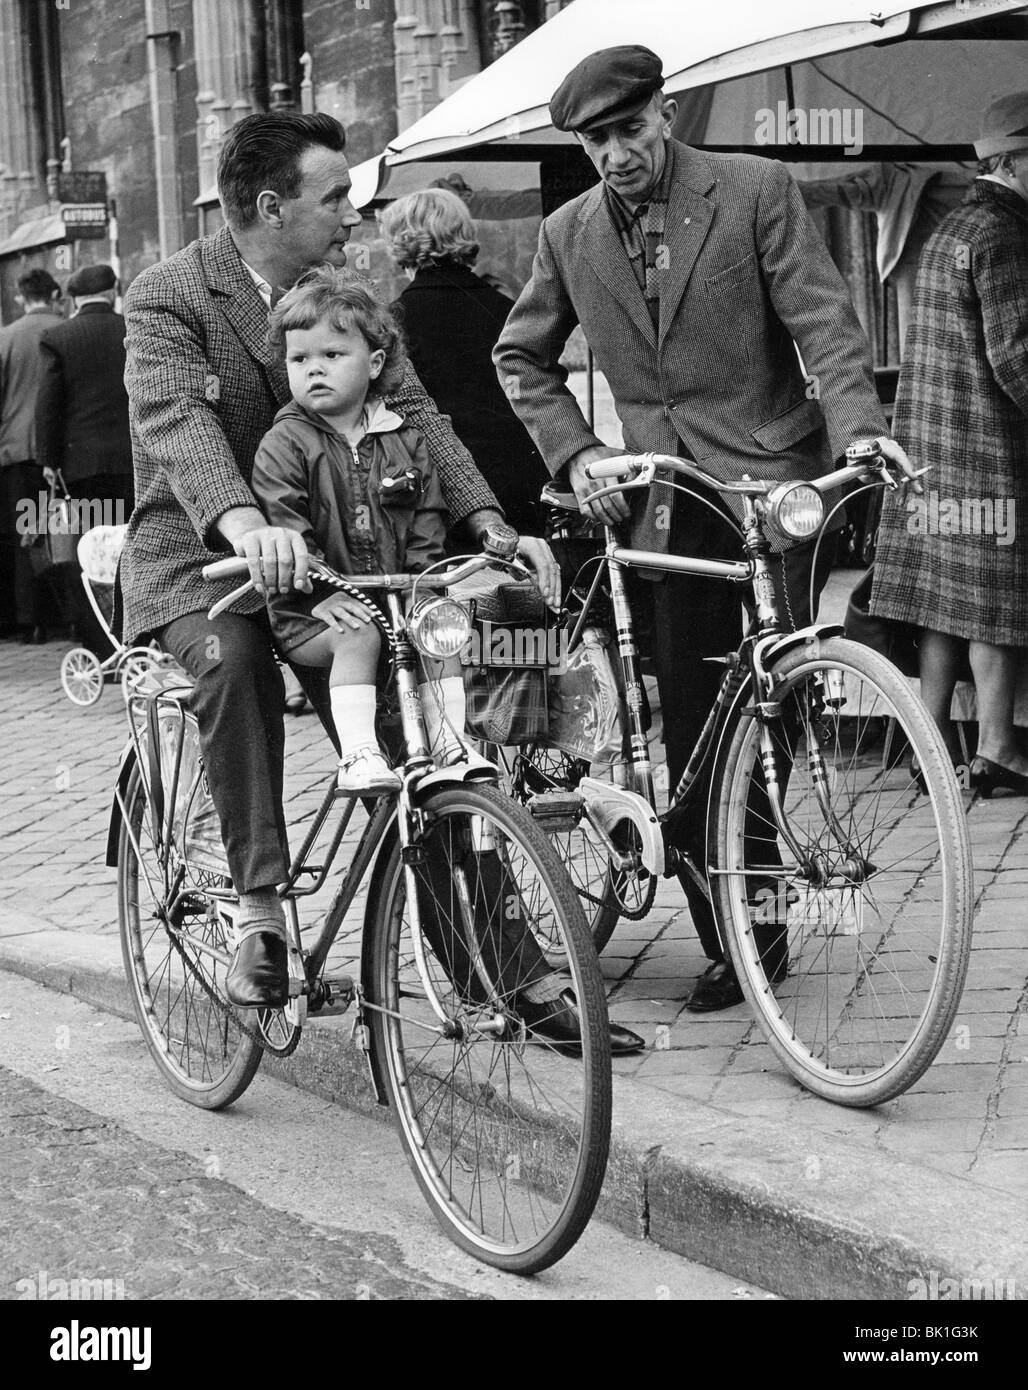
left=705, top=623, right=845, bottom=838
left=105, top=736, right=138, bottom=868
left=359, top=815, right=401, bottom=1109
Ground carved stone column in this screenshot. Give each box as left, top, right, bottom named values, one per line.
left=393, top=1, right=420, bottom=131
left=0, top=0, right=43, bottom=239
left=438, top=0, right=480, bottom=93
left=491, top=1, right=525, bottom=58
left=193, top=0, right=255, bottom=195
left=412, top=1, right=441, bottom=121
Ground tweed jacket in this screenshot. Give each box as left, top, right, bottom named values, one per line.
left=35, top=302, right=133, bottom=484
left=870, top=180, right=1028, bottom=645
left=119, top=225, right=499, bottom=643
left=494, top=140, right=887, bottom=565
left=0, top=307, right=64, bottom=467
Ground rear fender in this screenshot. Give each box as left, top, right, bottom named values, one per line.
left=359, top=816, right=401, bottom=1108
left=105, top=736, right=139, bottom=868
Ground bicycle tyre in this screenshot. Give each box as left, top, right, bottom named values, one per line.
left=365, top=781, right=611, bottom=1273
left=711, top=635, right=972, bottom=1107
left=118, top=758, right=262, bottom=1110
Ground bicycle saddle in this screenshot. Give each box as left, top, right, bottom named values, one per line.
left=540, top=482, right=581, bottom=512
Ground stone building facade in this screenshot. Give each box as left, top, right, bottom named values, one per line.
left=0, top=0, right=571, bottom=319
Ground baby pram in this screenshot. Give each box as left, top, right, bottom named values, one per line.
left=59, top=525, right=167, bottom=706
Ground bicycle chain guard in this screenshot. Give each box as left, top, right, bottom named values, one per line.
left=576, top=777, right=664, bottom=878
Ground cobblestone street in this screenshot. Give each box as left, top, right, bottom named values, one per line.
left=2, top=613, right=1027, bottom=1218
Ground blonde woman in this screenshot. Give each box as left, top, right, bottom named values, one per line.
left=380, top=188, right=548, bottom=534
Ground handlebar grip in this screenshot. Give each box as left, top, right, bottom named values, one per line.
left=202, top=556, right=251, bottom=581
left=584, top=456, right=638, bottom=480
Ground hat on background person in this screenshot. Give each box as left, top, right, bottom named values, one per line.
left=66, top=263, right=117, bottom=298
left=549, top=44, right=664, bottom=134
left=974, top=92, right=1028, bottom=159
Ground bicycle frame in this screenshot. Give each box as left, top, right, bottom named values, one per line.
left=552, top=459, right=880, bottom=903
left=112, top=555, right=532, bottom=1072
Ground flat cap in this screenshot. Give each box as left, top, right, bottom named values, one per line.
left=67, top=263, right=117, bottom=297
left=975, top=91, right=1028, bottom=159
left=550, top=45, right=663, bottom=134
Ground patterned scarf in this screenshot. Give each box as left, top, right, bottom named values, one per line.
left=605, top=142, right=673, bottom=330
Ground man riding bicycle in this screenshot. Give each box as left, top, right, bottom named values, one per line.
left=118, top=111, right=641, bottom=1053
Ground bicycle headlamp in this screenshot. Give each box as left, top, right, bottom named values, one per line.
left=408, top=596, right=472, bottom=660
left=766, top=482, right=825, bottom=540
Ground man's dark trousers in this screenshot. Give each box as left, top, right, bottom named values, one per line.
left=159, top=609, right=289, bottom=893
left=650, top=497, right=836, bottom=963
left=158, top=607, right=554, bottom=992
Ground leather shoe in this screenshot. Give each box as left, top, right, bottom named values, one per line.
left=21, top=625, right=48, bottom=645
left=685, top=961, right=744, bottom=1013
left=518, top=988, right=645, bottom=1055
left=225, top=931, right=288, bottom=1008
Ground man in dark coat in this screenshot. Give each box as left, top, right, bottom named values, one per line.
left=0, top=268, right=64, bottom=641
left=35, top=263, right=134, bottom=654
left=394, top=261, right=548, bottom=534
left=496, top=45, right=918, bottom=1010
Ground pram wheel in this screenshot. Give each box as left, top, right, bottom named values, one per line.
left=119, top=646, right=162, bottom=699
left=61, top=647, right=104, bottom=706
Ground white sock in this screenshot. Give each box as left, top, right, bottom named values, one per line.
left=420, top=675, right=466, bottom=757
left=331, top=684, right=379, bottom=762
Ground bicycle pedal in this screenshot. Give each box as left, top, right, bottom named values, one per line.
left=309, top=974, right=355, bottom=1016
left=528, top=791, right=583, bottom=832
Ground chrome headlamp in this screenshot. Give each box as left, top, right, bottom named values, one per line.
left=408, top=595, right=472, bottom=660
left=765, top=482, right=825, bottom=541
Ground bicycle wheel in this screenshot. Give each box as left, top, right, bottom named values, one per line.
left=365, top=782, right=611, bottom=1273
left=712, top=635, right=972, bottom=1107
left=117, top=734, right=262, bottom=1109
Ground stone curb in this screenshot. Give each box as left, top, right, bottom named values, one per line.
left=1, top=915, right=1025, bottom=1302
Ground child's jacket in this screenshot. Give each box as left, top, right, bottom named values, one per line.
left=251, top=397, right=448, bottom=577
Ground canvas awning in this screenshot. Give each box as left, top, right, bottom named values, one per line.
left=0, top=213, right=70, bottom=257
left=350, top=0, right=1028, bottom=206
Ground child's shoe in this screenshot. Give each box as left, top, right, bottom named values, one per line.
left=336, top=746, right=402, bottom=794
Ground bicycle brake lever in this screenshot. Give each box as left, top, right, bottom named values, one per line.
left=590, top=457, right=658, bottom=503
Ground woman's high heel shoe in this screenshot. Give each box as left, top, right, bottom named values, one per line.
left=969, top=756, right=1028, bottom=799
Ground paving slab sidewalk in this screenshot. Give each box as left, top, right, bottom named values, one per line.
left=1, top=626, right=1026, bottom=1300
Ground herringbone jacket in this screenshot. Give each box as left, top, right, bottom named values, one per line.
left=494, top=140, right=887, bottom=566
left=119, top=225, right=499, bottom=642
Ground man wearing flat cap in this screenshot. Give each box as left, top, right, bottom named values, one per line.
left=871, top=92, right=1028, bottom=796
left=496, top=44, right=919, bottom=1011
left=36, top=263, right=134, bottom=653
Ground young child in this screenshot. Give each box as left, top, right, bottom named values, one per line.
left=251, top=266, right=470, bottom=792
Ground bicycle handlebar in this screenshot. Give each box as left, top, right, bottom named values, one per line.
left=583, top=444, right=902, bottom=498
left=201, top=551, right=531, bottom=621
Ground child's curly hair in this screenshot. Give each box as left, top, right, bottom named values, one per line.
left=268, top=265, right=407, bottom=397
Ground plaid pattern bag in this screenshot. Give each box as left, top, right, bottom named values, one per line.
left=461, top=579, right=552, bottom=745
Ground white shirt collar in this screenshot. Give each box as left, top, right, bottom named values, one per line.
left=240, top=257, right=274, bottom=309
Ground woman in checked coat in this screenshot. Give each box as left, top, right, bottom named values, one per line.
left=871, top=97, right=1028, bottom=796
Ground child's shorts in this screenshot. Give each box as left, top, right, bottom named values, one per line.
left=268, top=585, right=388, bottom=659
